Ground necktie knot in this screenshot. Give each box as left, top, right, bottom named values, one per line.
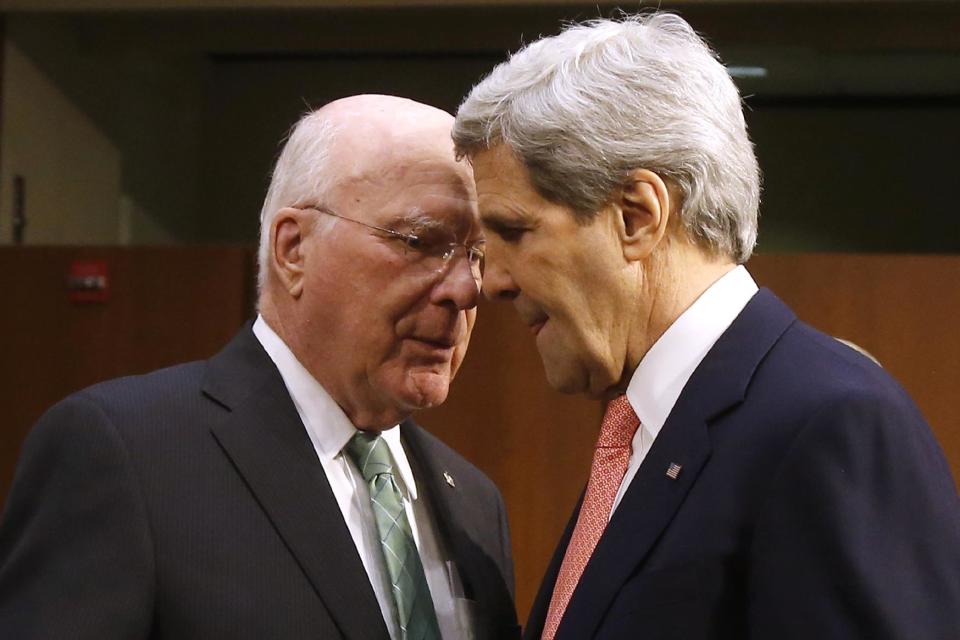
left=343, top=431, right=394, bottom=483
left=596, top=395, right=640, bottom=449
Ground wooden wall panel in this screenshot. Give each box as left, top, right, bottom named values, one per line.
left=0, top=246, right=255, bottom=509
left=1, top=249, right=956, bottom=624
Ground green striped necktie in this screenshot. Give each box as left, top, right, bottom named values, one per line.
left=344, top=431, right=442, bottom=640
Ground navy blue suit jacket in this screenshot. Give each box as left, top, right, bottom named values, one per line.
left=0, top=327, right=519, bottom=639
left=526, top=289, right=960, bottom=639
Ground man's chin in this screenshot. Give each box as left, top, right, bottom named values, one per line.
left=545, top=372, right=585, bottom=395
left=397, top=370, right=452, bottom=410
left=541, top=354, right=589, bottom=395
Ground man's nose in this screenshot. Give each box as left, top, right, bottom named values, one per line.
left=431, top=250, right=481, bottom=310
left=480, top=253, right=519, bottom=302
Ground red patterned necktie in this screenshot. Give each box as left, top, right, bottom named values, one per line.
left=541, top=395, right=640, bottom=640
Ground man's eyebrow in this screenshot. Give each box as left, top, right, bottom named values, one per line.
left=480, top=209, right=536, bottom=228
left=388, top=210, right=446, bottom=232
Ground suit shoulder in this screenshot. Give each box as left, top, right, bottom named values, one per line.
left=764, top=319, right=914, bottom=410
left=757, top=320, right=955, bottom=483
left=75, top=360, right=205, bottom=416
left=739, top=318, right=949, bottom=473
left=81, top=360, right=206, bottom=404
left=30, top=360, right=209, bottom=447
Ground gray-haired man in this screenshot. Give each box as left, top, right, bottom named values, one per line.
left=455, top=13, right=960, bottom=640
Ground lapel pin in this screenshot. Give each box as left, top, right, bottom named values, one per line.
left=443, top=471, right=456, bottom=488
left=666, top=463, right=683, bottom=480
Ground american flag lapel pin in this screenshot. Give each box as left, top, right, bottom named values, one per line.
left=666, top=463, right=682, bottom=480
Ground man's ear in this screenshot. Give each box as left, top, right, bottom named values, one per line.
left=271, top=207, right=311, bottom=298
left=617, top=168, right=672, bottom=262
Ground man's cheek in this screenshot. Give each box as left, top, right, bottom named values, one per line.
left=465, top=308, right=478, bottom=335
left=450, top=343, right=468, bottom=379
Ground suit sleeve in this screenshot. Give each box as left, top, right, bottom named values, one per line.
left=0, top=393, right=155, bottom=639
left=748, top=389, right=960, bottom=639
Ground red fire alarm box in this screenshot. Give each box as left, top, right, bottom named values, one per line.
left=67, top=259, right=110, bottom=303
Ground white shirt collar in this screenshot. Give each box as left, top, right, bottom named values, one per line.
left=626, top=266, right=758, bottom=436
left=252, top=316, right=418, bottom=501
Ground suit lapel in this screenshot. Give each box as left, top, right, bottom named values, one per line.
left=202, top=327, right=389, bottom=640
left=554, top=290, right=796, bottom=639
left=401, top=421, right=515, bottom=638
left=555, top=408, right=712, bottom=639
left=400, top=422, right=475, bottom=585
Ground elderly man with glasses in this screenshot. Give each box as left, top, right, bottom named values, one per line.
left=0, top=95, right=520, bottom=640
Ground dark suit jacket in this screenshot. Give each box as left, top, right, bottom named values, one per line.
left=0, top=327, right=519, bottom=639
left=526, top=289, right=960, bottom=640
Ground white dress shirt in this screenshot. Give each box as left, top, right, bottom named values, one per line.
left=611, top=266, right=759, bottom=516
left=253, top=317, right=465, bottom=640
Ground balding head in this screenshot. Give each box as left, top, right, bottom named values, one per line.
left=257, top=94, right=463, bottom=293
left=321, top=94, right=457, bottom=163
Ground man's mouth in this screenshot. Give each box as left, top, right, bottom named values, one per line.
left=406, top=329, right=463, bottom=351
left=411, top=336, right=457, bottom=349
left=516, top=301, right=550, bottom=338
left=529, top=319, right=547, bottom=336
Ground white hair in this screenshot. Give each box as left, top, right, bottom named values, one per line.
left=453, top=12, right=761, bottom=263
left=257, top=111, right=339, bottom=292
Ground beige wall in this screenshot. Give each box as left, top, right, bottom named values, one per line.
left=0, top=40, right=121, bottom=245
left=5, top=15, right=208, bottom=244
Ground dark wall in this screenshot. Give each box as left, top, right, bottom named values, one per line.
left=198, top=53, right=503, bottom=244
left=749, top=101, right=960, bottom=253
left=4, top=2, right=960, bottom=252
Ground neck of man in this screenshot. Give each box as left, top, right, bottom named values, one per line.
left=612, top=240, right=737, bottom=398
left=258, top=292, right=408, bottom=433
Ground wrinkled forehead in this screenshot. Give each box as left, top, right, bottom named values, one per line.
left=332, top=136, right=479, bottom=236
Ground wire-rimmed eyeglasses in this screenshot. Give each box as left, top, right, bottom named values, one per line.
left=297, top=204, right=485, bottom=281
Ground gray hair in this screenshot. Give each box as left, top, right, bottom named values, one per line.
left=257, top=111, right=339, bottom=292
left=453, top=12, right=761, bottom=263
